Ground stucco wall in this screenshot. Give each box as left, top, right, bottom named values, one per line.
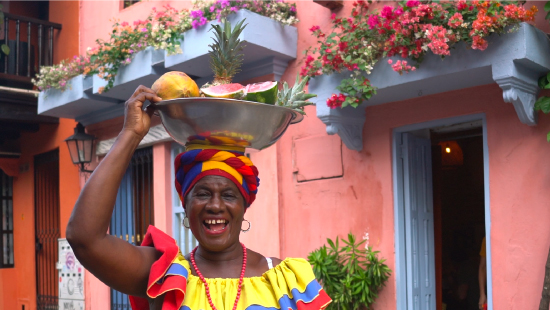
left=0, top=119, right=79, bottom=310
left=0, top=1, right=80, bottom=309
left=275, top=82, right=550, bottom=310
left=35, top=1, right=550, bottom=310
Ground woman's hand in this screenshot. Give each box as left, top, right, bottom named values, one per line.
left=122, top=85, right=162, bottom=140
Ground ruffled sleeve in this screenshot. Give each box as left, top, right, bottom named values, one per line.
left=129, top=225, right=189, bottom=310
left=259, top=258, right=332, bottom=310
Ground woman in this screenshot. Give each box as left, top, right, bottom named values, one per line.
left=66, top=86, right=332, bottom=310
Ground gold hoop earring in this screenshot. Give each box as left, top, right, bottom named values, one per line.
left=241, top=219, right=251, bottom=233
left=183, top=216, right=190, bottom=229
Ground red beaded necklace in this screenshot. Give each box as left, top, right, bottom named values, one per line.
left=190, top=243, right=247, bottom=310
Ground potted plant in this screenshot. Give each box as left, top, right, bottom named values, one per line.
left=301, top=1, right=538, bottom=109
left=308, top=233, right=391, bottom=310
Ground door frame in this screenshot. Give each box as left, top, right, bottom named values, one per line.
left=392, top=113, right=492, bottom=310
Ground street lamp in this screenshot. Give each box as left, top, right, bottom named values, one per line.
left=65, top=123, right=95, bottom=173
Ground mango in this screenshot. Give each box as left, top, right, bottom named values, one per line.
left=151, top=71, right=200, bottom=100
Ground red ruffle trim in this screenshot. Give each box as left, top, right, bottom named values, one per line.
left=129, top=225, right=187, bottom=310
left=297, top=289, right=332, bottom=310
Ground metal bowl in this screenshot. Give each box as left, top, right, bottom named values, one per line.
left=154, top=97, right=303, bottom=150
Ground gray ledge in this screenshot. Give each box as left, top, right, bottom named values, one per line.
left=96, top=124, right=172, bottom=156
left=309, top=23, right=550, bottom=151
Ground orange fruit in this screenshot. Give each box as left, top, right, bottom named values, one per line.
left=151, top=71, right=200, bottom=100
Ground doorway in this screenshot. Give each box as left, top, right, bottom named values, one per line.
left=34, top=149, right=60, bottom=310
left=393, top=115, right=491, bottom=310
left=432, top=124, right=485, bottom=310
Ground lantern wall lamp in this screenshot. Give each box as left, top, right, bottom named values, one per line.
left=65, top=123, right=96, bottom=173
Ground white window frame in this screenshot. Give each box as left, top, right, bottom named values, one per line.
left=171, top=143, right=197, bottom=254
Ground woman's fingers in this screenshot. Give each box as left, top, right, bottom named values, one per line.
left=128, top=92, right=162, bottom=108
left=129, top=85, right=158, bottom=100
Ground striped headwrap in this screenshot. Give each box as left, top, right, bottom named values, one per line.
left=174, top=147, right=260, bottom=208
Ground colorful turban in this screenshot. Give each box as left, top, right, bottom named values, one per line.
left=174, top=147, right=260, bottom=208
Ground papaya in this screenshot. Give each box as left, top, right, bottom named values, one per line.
left=151, top=71, right=200, bottom=100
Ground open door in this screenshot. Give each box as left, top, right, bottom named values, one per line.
left=402, top=133, right=436, bottom=309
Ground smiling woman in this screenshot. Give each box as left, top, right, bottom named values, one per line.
left=65, top=85, right=332, bottom=310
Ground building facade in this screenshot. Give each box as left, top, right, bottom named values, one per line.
left=1, top=1, right=550, bottom=310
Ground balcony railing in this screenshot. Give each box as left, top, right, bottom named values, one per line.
left=1, top=13, right=62, bottom=87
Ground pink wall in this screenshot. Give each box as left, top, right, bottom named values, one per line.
left=274, top=83, right=550, bottom=309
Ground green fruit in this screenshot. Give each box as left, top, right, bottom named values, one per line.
left=244, top=81, right=278, bottom=104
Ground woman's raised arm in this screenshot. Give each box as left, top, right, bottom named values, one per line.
left=66, top=86, right=163, bottom=297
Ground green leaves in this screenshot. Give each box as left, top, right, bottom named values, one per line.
left=535, top=96, right=550, bottom=114
left=307, top=233, right=392, bottom=310
left=1, top=44, right=9, bottom=56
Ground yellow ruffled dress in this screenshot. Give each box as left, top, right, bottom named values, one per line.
left=129, top=226, right=332, bottom=310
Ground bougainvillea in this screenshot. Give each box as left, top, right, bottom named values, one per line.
left=33, top=0, right=297, bottom=93
left=302, top=1, right=538, bottom=109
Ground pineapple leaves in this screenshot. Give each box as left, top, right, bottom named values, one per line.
left=208, top=19, right=247, bottom=84
left=276, top=74, right=317, bottom=115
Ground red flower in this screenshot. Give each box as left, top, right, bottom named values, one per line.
left=309, top=25, right=320, bottom=32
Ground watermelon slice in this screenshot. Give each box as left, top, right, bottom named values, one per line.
left=244, top=81, right=278, bottom=104
left=201, top=83, right=245, bottom=99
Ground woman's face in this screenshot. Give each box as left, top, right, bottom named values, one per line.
left=184, top=175, right=245, bottom=252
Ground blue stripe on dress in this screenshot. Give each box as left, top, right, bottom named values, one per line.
left=178, top=279, right=323, bottom=310
left=157, top=263, right=189, bottom=284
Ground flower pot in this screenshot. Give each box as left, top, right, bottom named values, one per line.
left=165, top=9, right=297, bottom=83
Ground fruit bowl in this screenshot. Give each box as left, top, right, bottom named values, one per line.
left=154, top=97, right=304, bottom=150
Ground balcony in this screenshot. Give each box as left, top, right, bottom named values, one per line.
left=0, top=13, right=61, bottom=158
left=309, top=23, right=550, bottom=151
left=37, top=9, right=298, bottom=126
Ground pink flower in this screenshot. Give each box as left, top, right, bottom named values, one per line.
left=331, top=13, right=336, bottom=20
left=448, top=12, right=463, bottom=28
left=390, top=60, right=415, bottom=75
left=381, top=6, right=394, bottom=19
left=406, top=1, right=420, bottom=7
left=472, top=36, right=488, bottom=50
left=367, top=15, right=380, bottom=29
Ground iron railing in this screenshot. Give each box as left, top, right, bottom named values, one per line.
left=1, top=12, right=62, bottom=81
left=110, top=147, right=154, bottom=310
left=34, top=149, right=60, bottom=310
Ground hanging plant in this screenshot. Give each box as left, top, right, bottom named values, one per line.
left=301, top=0, right=538, bottom=109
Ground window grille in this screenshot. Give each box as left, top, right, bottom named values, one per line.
left=172, top=144, right=197, bottom=254
left=0, top=169, right=13, bottom=268
left=123, top=0, right=141, bottom=9
left=34, top=149, right=60, bottom=310
left=110, top=147, right=154, bottom=310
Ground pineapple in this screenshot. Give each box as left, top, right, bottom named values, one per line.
left=208, top=19, right=247, bottom=85
left=277, top=74, right=317, bottom=114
